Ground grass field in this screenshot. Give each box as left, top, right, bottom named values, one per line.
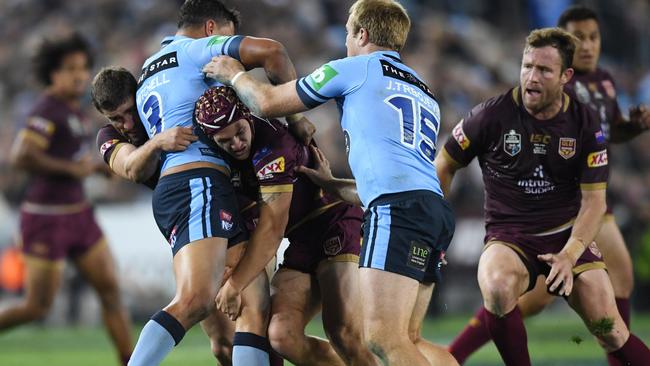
left=2, top=313, right=649, bottom=366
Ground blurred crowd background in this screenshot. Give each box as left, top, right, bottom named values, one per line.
left=0, top=0, right=649, bottom=321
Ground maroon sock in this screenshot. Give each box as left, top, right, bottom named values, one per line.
left=449, top=307, right=491, bottom=364
left=484, top=307, right=531, bottom=366
left=269, top=349, right=284, bottom=366
left=615, top=298, right=631, bottom=327
left=608, top=334, right=650, bottom=365
left=607, top=298, right=632, bottom=366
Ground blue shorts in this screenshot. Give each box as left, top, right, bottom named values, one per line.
left=152, top=168, right=247, bottom=256
left=360, top=190, right=455, bottom=283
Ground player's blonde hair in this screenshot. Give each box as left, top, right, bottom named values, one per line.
left=349, top=0, right=410, bottom=51
left=525, top=28, right=579, bottom=70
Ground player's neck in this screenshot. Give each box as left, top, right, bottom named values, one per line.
left=359, top=44, right=396, bottom=56
left=177, top=27, right=207, bottom=39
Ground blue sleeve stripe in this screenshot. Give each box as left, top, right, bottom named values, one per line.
left=224, top=36, right=243, bottom=61
left=296, top=79, right=325, bottom=109
left=300, top=77, right=329, bottom=102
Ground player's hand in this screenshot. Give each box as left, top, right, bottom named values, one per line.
left=538, top=252, right=574, bottom=296
left=215, top=279, right=242, bottom=321
left=296, top=146, right=334, bottom=188
left=70, top=154, right=98, bottom=179
left=287, top=114, right=316, bottom=145
left=203, top=56, right=245, bottom=84
left=629, top=104, right=650, bottom=131
left=154, top=127, right=197, bottom=152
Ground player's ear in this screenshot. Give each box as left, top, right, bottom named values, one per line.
left=204, top=19, right=218, bottom=36
left=358, top=27, right=370, bottom=47
left=560, top=67, right=574, bottom=85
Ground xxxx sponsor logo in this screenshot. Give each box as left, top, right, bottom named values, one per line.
left=587, top=149, right=608, bottom=168
left=100, top=139, right=120, bottom=156
left=452, top=120, right=470, bottom=150
left=257, top=156, right=285, bottom=180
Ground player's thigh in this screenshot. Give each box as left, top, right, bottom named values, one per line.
left=22, top=254, right=64, bottom=310
left=596, top=218, right=633, bottom=295
left=173, top=236, right=228, bottom=295
left=73, top=238, right=120, bottom=294
left=567, top=269, right=627, bottom=338
left=316, top=261, right=362, bottom=332
left=271, top=268, right=321, bottom=321
left=359, top=267, right=420, bottom=338
left=408, top=281, right=435, bottom=338
left=477, top=243, right=529, bottom=301
left=517, top=275, right=556, bottom=317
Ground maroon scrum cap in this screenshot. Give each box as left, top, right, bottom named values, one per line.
left=194, top=86, right=252, bottom=137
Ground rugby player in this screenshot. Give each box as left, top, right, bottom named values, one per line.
left=196, top=86, right=375, bottom=365
left=91, top=66, right=239, bottom=366
left=435, top=27, right=650, bottom=365
left=204, top=1, right=457, bottom=364
left=2, top=33, right=133, bottom=365
left=129, top=1, right=302, bottom=364
left=448, top=7, right=650, bottom=365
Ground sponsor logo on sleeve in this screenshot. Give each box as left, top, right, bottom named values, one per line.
left=503, top=129, right=521, bottom=156
left=27, top=117, right=55, bottom=135
left=307, top=64, right=338, bottom=91
left=587, top=149, right=608, bottom=167
left=257, top=156, right=285, bottom=180
left=207, top=35, right=230, bottom=47
left=452, top=120, right=470, bottom=150
left=558, top=137, right=576, bottom=159
left=220, top=209, right=234, bottom=231
left=595, top=130, right=606, bottom=144
left=100, top=139, right=120, bottom=157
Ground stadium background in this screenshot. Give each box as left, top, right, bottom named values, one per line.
left=0, top=0, right=648, bottom=364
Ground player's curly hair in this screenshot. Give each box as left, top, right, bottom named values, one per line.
left=178, top=0, right=240, bottom=31
left=91, top=67, right=137, bottom=113
left=525, top=28, right=578, bottom=71
left=557, top=6, right=599, bottom=29
left=349, top=0, right=410, bottom=52
left=32, top=32, right=93, bottom=86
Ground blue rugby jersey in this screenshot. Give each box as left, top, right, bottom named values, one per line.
left=296, top=51, right=443, bottom=206
left=136, top=35, right=243, bottom=173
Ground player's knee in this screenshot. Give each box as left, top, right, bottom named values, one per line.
left=210, top=336, right=233, bottom=364
left=325, top=320, right=364, bottom=355
left=588, top=317, right=627, bottom=351
left=268, top=316, right=301, bottom=357
left=95, top=282, right=123, bottom=312
left=481, top=275, right=520, bottom=316
left=173, top=291, right=215, bottom=324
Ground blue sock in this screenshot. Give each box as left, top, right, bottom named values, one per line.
left=232, top=332, right=270, bottom=366
left=128, top=310, right=186, bottom=366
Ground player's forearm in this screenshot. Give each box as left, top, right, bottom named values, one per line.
left=229, top=220, right=284, bottom=293
left=562, top=191, right=607, bottom=263
left=122, top=139, right=162, bottom=183
left=11, top=147, right=78, bottom=178
left=233, top=76, right=305, bottom=118
left=260, top=41, right=296, bottom=85
left=609, top=120, right=645, bottom=143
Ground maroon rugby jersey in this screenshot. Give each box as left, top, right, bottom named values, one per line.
left=20, top=95, right=90, bottom=205
left=443, top=87, right=608, bottom=233
left=565, top=68, right=622, bottom=142
left=96, top=123, right=158, bottom=190
left=230, top=117, right=360, bottom=240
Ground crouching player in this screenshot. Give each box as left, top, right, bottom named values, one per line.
left=196, top=86, right=376, bottom=366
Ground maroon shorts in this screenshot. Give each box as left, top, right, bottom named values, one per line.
left=19, top=206, right=103, bottom=261
left=485, top=227, right=605, bottom=293
left=282, top=204, right=362, bottom=274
